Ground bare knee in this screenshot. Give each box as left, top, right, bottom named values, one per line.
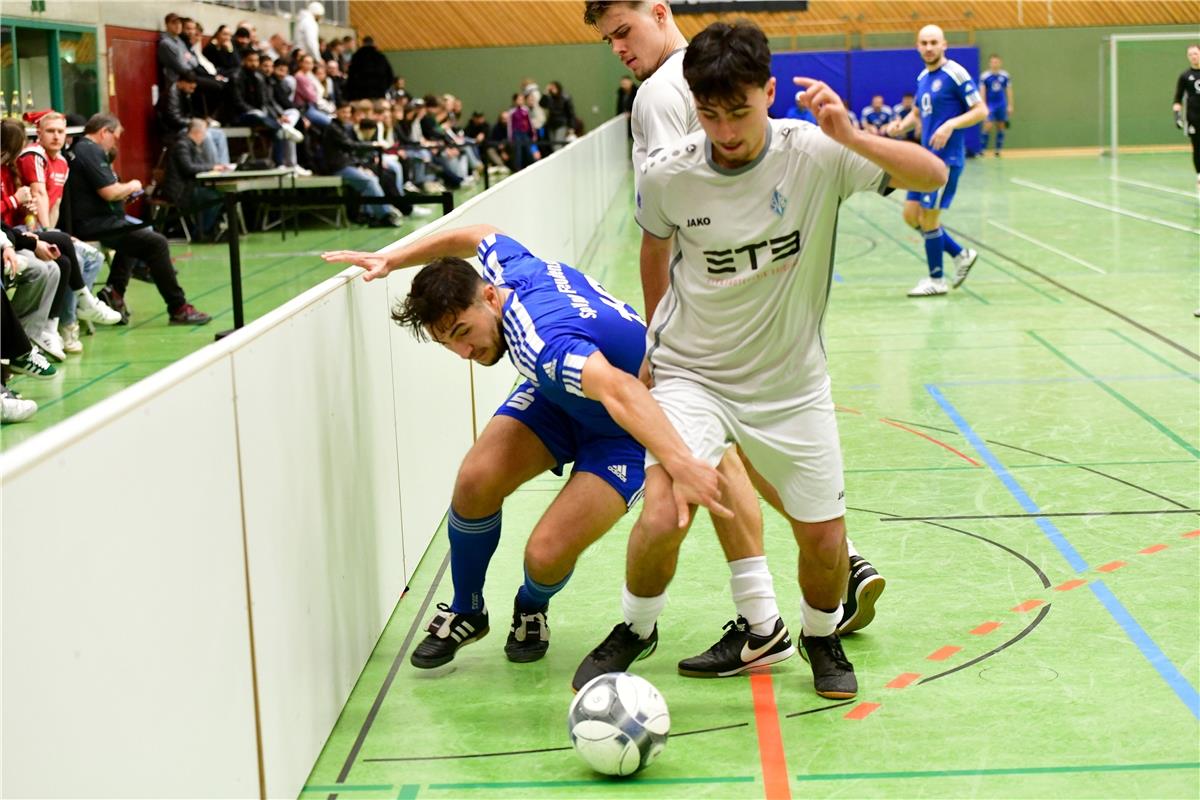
left=793, top=518, right=847, bottom=570
left=451, top=453, right=509, bottom=517
left=902, top=203, right=922, bottom=230
left=524, top=535, right=573, bottom=584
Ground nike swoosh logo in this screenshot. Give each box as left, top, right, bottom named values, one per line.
left=740, top=626, right=787, bottom=663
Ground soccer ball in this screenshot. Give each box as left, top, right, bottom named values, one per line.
left=568, top=672, right=670, bottom=776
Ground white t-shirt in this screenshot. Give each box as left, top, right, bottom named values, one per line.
left=630, top=48, right=695, bottom=175
left=636, top=119, right=888, bottom=405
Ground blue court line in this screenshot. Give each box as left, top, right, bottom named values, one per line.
left=927, top=384, right=1200, bottom=721
left=925, top=384, right=1088, bottom=573
left=1090, top=581, right=1200, bottom=719
left=833, top=271, right=845, bottom=283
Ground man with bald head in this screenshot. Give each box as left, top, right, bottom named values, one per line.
left=886, top=24, right=987, bottom=297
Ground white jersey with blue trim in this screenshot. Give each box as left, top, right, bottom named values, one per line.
left=635, top=119, right=889, bottom=405
left=979, top=70, right=1011, bottom=109
left=916, top=59, right=981, bottom=167
left=477, top=233, right=646, bottom=437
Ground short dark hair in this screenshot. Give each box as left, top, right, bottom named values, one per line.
left=178, top=71, right=198, bottom=83
left=583, top=1, right=641, bottom=27
left=234, top=27, right=252, bottom=38
left=682, top=21, right=772, bottom=107
left=392, top=258, right=486, bottom=341
left=84, top=112, right=122, bottom=135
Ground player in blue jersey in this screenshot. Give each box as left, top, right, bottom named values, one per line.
left=885, top=24, right=987, bottom=297
left=860, top=94, right=894, bottom=134
left=322, top=228, right=729, bottom=669
left=979, top=54, right=1014, bottom=156
left=891, top=93, right=919, bottom=142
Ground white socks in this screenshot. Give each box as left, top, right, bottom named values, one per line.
left=728, top=556, right=781, bottom=635
left=846, top=537, right=859, bottom=558
left=622, top=585, right=667, bottom=639
left=801, top=597, right=843, bottom=638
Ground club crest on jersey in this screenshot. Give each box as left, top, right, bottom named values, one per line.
left=932, top=79, right=943, bottom=92
left=770, top=189, right=788, bottom=217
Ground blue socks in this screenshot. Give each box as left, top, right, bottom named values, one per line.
left=515, top=568, right=573, bottom=613
left=996, top=129, right=1005, bottom=151
left=922, top=228, right=945, bottom=278
left=448, top=508, right=502, bottom=614
left=941, top=227, right=963, bottom=258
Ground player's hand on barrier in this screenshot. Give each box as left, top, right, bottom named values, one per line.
left=669, top=457, right=732, bottom=527
left=929, top=122, right=954, bottom=150
left=793, top=76, right=854, bottom=144
left=322, top=250, right=390, bottom=282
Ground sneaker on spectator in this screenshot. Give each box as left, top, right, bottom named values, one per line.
left=280, top=124, right=304, bottom=144
left=1, top=385, right=37, bottom=423
left=422, top=180, right=446, bottom=193
left=9, top=347, right=57, bottom=379
left=96, top=286, right=130, bottom=325
left=168, top=304, right=212, bottom=325
left=408, top=206, right=434, bottom=218
left=32, top=322, right=66, bottom=362
left=75, top=287, right=122, bottom=325
left=292, top=164, right=313, bottom=176
left=60, top=322, right=83, bottom=354
left=386, top=209, right=407, bottom=227
left=403, top=181, right=421, bottom=194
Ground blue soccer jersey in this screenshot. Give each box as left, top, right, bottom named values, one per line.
left=980, top=70, right=1011, bottom=110
left=477, top=233, right=646, bottom=439
left=860, top=105, right=894, bottom=130
left=916, top=59, right=982, bottom=167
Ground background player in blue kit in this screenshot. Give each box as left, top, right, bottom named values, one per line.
left=322, top=228, right=728, bottom=670
left=980, top=54, right=1014, bottom=156
left=886, top=24, right=987, bottom=297
left=860, top=94, right=894, bottom=134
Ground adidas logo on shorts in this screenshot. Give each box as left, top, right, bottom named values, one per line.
left=608, top=464, right=628, bottom=483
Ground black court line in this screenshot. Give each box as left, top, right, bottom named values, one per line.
left=881, top=509, right=1200, bottom=522
left=784, top=700, right=856, bottom=718
left=333, top=550, right=452, bottom=790
left=883, top=418, right=1194, bottom=510
left=920, top=604, right=1052, bottom=684
left=941, top=224, right=1199, bottom=362
left=364, top=722, right=751, bottom=763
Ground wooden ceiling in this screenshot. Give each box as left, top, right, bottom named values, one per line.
left=352, top=1, right=1200, bottom=51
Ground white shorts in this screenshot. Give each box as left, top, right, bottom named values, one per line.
left=645, top=377, right=845, bottom=523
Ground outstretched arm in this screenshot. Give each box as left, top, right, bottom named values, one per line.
left=580, top=350, right=731, bottom=526
left=322, top=223, right=502, bottom=281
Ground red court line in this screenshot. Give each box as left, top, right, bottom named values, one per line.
left=927, top=645, right=962, bottom=661
left=749, top=673, right=792, bottom=800
left=1054, top=579, right=1088, bottom=592
left=1138, top=544, right=1168, bottom=555
left=886, top=673, right=921, bottom=689
left=1097, top=561, right=1126, bottom=573
left=835, top=405, right=862, bottom=415
left=1183, top=530, right=1200, bottom=539
left=879, top=418, right=981, bottom=466
left=844, top=702, right=881, bottom=720
left=970, top=621, right=1002, bottom=635
left=1011, top=599, right=1045, bottom=612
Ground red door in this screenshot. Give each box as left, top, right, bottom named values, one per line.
left=104, top=25, right=160, bottom=209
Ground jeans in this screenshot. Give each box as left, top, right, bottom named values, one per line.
left=60, top=238, right=106, bottom=325
left=337, top=165, right=397, bottom=219
left=203, top=127, right=230, bottom=165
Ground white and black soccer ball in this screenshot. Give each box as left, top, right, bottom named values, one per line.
left=568, top=672, right=670, bottom=776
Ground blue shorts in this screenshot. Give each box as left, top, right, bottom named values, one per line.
left=494, top=381, right=645, bottom=509
left=905, top=190, right=922, bottom=202
left=918, top=164, right=962, bottom=210
left=987, top=106, right=1008, bottom=123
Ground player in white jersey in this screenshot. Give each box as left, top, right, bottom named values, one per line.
left=585, top=0, right=887, bottom=684
left=573, top=20, right=947, bottom=698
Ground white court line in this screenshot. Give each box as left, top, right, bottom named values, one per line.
left=1110, top=176, right=1200, bottom=199
left=1010, top=177, right=1200, bottom=235
left=986, top=220, right=1107, bottom=274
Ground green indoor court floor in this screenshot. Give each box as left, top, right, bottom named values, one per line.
left=304, top=152, right=1199, bottom=800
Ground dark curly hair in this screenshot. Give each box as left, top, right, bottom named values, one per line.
left=682, top=21, right=772, bottom=108
left=392, top=257, right=485, bottom=341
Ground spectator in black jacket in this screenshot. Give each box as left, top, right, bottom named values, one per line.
left=161, top=119, right=224, bottom=239
left=156, top=72, right=231, bottom=165
left=539, top=80, right=576, bottom=154
left=321, top=101, right=407, bottom=226
left=344, top=36, right=394, bottom=101
left=230, top=49, right=304, bottom=170
left=202, top=25, right=241, bottom=81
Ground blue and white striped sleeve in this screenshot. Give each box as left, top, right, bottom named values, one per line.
left=477, top=233, right=537, bottom=286
left=539, top=336, right=600, bottom=399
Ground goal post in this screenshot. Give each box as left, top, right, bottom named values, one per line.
left=1102, top=32, right=1199, bottom=163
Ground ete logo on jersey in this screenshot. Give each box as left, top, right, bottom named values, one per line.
left=703, top=229, right=801, bottom=275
